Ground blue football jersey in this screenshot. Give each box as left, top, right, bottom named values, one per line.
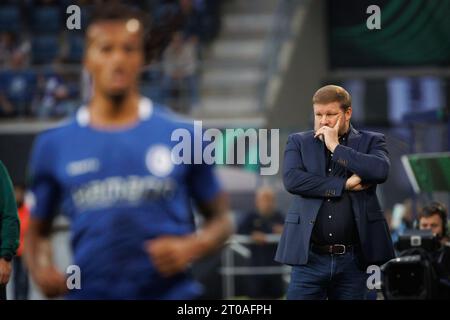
left=28, top=97, right=222, bottom=299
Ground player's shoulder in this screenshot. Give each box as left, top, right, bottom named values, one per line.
left=145, top=101, right=198, bottom=132
left=33, top=117, right=79, bottom=150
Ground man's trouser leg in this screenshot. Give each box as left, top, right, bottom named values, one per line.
left=0, top=284, right=6, bottom=300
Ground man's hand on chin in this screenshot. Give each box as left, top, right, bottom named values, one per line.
left=314, top=117, right=341, bottom=152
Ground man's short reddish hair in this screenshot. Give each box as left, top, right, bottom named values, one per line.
left=312, top=85, right=352, bottom=111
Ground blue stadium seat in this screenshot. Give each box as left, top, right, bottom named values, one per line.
left=0, top=5, right=21, bottom=32
left=0, top=72, right=8, bottom=93
left=66, top=33, right=84, bottom=63
left=153, top=3, right=180, bottom=27
left=31, top=35, right=59, bottom=65
left=66, top=81, right=80, bottom=99
left=145, top=0, right=160, bottom=10
left=32, top=6, right=61, bottom=33
left=0, top=70, right=37, bottom=116
left=81, top=6, right=91, bottom=30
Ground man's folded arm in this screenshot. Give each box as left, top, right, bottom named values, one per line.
left=283, top=135, right=346, bottom=198
left=332, top=133, right=390, bottom=184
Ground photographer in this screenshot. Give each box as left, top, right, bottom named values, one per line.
left=382, top=202, right=450, bottom=299
left=419, top=202, right=450, bottom=245
left=418, top=202, right=450, bottom=297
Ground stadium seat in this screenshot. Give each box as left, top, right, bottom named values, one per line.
left=0, top=5, right=21, bottom=32
left=31, top=35, right=59, bottom=65
left=0, top=70, right=37, bottom=116
left=145, top=0, right=160, bottom=10
left=0, top=71, right=8, bottom=94
left=153, top=3, right=180, bottom=27
left=74, top=5, right=93, bottom=31
left=31, top=6, right=61, bottom=33
left=66, top=33, right=84, bottom=63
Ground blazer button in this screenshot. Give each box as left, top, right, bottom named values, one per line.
left=309, top=220, right=315, bottom=225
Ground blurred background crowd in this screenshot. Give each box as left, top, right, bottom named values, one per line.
left=0, top=0, right=223, bottom=118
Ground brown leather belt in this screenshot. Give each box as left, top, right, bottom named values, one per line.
left=311, top=243, right=355, bottom=255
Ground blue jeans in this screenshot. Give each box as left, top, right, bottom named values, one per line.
left=287, top=248, right=368, bottom=300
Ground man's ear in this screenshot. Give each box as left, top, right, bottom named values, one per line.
left=346, top=107, right=352, bottom=122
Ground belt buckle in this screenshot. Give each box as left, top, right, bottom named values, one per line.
left=332, top=244, right=346, bottom=255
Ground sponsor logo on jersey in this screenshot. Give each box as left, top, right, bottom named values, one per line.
left=71, top=175, right=175, bottom=209
left=67, top=158, right=100, bottom=176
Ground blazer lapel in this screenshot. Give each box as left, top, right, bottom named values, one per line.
left=347, top=124, right=362, bottom=151
left=311, top=125, right=360, bottom=177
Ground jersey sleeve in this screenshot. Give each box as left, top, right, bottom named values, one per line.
left=188, top=161, right=222, bottom=204
left=27, top=133, right=61, bottom=221
left=187, top=125, right=223, bottom=204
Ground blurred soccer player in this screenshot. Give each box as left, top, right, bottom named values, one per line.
left=25, top=4, right=232, bottom=299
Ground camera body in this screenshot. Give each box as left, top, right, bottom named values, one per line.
left=381, top=229, right=443, bottom=299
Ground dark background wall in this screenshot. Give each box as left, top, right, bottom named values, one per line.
left=0, top=134, right=36, bottom=185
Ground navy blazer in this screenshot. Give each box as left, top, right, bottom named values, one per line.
left=275, top=126, right=395, bottom=267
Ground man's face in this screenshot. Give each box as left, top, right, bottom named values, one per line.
left=84, top=20, right=144, bottom=98
left=419, top=214, right=444, bottom=238
left=313, top=102, right=352, bottom=136
left=256, top=190, right=275, bottom=216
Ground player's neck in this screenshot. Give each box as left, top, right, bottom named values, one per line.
left=88, top=92, right=140, bottom=128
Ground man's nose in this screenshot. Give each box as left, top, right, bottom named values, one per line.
left=319, top=115, right=329, bottom=125
left=111, top=48, right=127, bottom=64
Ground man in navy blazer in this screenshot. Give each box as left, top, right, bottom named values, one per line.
left=275, top=85, right=395, bottom=300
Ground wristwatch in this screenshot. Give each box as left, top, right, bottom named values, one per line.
left=0, top=254, right=12, bottom=262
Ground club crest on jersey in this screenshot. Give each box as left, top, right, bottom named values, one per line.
left=145, top=145, right=174, bottom=177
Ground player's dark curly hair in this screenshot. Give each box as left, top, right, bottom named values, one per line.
left=87, top=2, right=183, bottom=63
